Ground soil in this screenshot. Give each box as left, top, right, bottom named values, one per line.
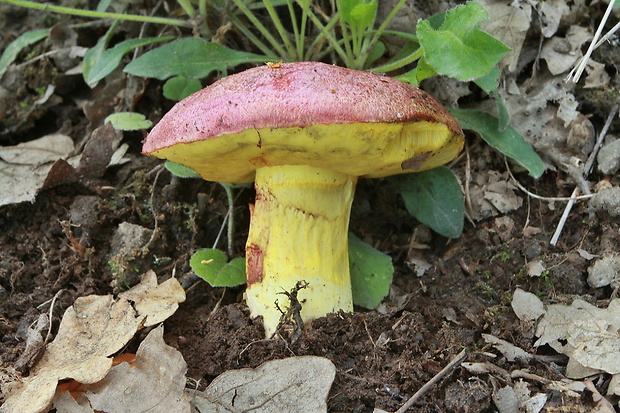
left=1, top=1, right=619, bottom=412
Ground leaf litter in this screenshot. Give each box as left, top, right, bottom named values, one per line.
left=1, top=272, right=186, bottom=413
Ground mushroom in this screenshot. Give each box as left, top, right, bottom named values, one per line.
left=143, top=62, right=464, bottom=337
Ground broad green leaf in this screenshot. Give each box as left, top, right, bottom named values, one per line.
left=163, top=76, right=203, bottom=101
left=417, top=2, right=510, bottom=81
left=96, top=0, right=113, bottom=12
left=474, top=67, right=500, bottom=92
left=190, top=249, right=230, bottom=287
left=124, top=38, right=273, bottom=80
left=449, top=108, right=544, bottom=178
left=84, top=36, right=173, bottom=87
left=396, top=56, right=436, bottom=86
left=105, top=112, right=152, bottom=130
left=349, top=233, right=393, bottom=309
left=397, top=167, right=464, bottom=238
left=0, top=29, right=48, bottom=77
left=216, top=257, right=246, bottom=287
left=364, top=40, right=385, bottom=66
left=164, top=161, right=201, bottom=178
left=82, top=23, right=116, bottom=86
left=345, top=0, right=377, bottom=30
left=492, top=90, right=510, bottom=132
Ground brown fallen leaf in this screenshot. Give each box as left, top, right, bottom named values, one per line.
left=51, top=326, right=190, bottom=413
left=1, top=274, right=185, bottom=413
left=119, top=270, right=186, bottom=327
left=193, top=356, right=336, bottom=413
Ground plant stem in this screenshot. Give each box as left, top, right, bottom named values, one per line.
left=263, top=0, right=295, bottom=59
left=370, top=47, right=423, bottom=73
left=227, top=13, right=277, bottom=57
left=176, top=0, right=196, bottom=18
left=286, top=0, right=302, bottom=60
left=231, top=0, right=287, bottom=57
left=198, top=0, right=207, bottom=21
left=2, top=0, right=192, bottom=27
left=334, top=0, right=354, bottom=66
left=359, top=0, right=408, bottom=62
left=219, top=183, right=235, bottom=257
left=306, top=9, right=339, bottom=61
left=299, top=1, right=348, bottom=63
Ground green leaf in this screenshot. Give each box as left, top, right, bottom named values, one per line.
left=217, top=257, right=246, bottom=287
left=349, top=233, right=393, bottom=309
left=190, top=248, right=245, bottom=287
left=163, top=76, right=203, bottom=101
left=164, top=160, right=201, bottom=178
left=96, top=0, right=113, bottom=12
left=0, top=29, right=48, bottom=78
left=492, top=90, right=510, bottom=132
left=370, top=40, right=421, bottom=73
left=396, top=56, right=436, bottom=86
left=449, top=108, right=544, bottom=178
left=124, top=38, right=273, bottom=80
left=416, top=2, right=510, bottom=81
left=83, top=36, right=173, bottom=87
left=397, top=167, right=464, bottom=238
left=105, top=112, right=152, bottom=130
left=474, top=67, right=501, bottom=93
left=343, top=0, right=377, bottom=30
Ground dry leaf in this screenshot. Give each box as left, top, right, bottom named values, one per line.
left=482, top=334, right=533, bottom=363
left=512, top=288, right=545, bottom=322
left=539, top=0, right=570, bottom=38
left=527, top=261, right=546, bottom=277
left=535, top=299, right=620, bottom=375
left=540, top=26, right=591, bottom=75
left=469, top=171, right=523, bottom=220
left=0, top=133, right=80, bottom=206
left=193, top=356, right=336, bottom=413
left=477, top=0, right=532, bottom=72
left=78, top=326, right=190, bottom=413
left=587, top=255, right=620, bottom=288
left=119, top=271, right=186, bottom=327
left=584, top=60, right=611, bottom=89
left=1, top=275, right=185, bottom=413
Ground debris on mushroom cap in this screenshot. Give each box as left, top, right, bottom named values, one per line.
left=143, top=61, right=464, bottom=183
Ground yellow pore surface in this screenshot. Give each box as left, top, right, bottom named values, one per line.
left=148, top=121, right=463, bottom=183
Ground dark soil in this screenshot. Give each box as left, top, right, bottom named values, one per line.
left=1, top=2, right=618, bottom=412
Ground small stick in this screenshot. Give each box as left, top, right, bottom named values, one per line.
left=549, top=187, right=580, bottom=246
left=44, top=289, right=65, bottom=344
left=567, top=0, right=615, bottom=83
left=550, top=103, right=619, bottom=246
left=394, top=349, right=468, bottom=413
left=505, top=159, right=593, bottom=202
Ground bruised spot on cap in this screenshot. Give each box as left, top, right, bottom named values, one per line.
left=401, top=152, right=432, bottom=171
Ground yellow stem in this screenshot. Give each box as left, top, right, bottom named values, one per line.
left=245, top=165, right=356, bottom=337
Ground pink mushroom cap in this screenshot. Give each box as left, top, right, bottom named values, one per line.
left=143, top=62, right=464, bottom=183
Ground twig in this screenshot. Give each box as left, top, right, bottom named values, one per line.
left=394, top=349, right=468, bottom=413
left=584, top=102, right=620, bottom=176
left=211, top=210, right=230, bottom=250
left=549, top=187, right=580, bottom=246
left=550, top=103, right=619, bottom=246
left=504, top=158, right=594, bottom=202
left=567, top=0, right=615, bottom=83
left=141, top=164, right=165, bottom=252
